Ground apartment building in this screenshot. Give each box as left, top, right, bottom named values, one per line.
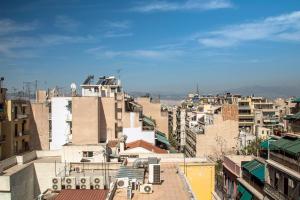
left=238, top=98, right=255, bottom=134
left=30, top=90, right=50, bottom=150
left=237, top=157, right=266, bottom=200
left=0, top=77, right=6, bottom=160
left=222, top=155, right=253, bottom=199
left=285, top=97, right=300, bottom=135
left=80, top=75, right=124, bottom=141
left=50, top=97, right=72, bottom=149
left=184, top=104, right=239, bottom=158
left=2, top=99, right=31, bottom=158
left=136, top=96, right=169, bottom=138
left=264, top=135, right=300, bottom=200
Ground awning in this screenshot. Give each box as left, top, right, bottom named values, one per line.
left=155, top=130, right=166, bottom=137
left=238, top=184, right=253, bottom=200
left=282, top=139, right=300, bottom=156
left=271, top=138, right=294, bottom=149
left=156, top=133, right=170, bottom=146
left=260, top=139, right=277, bottom=150
left=242, top=160, right=265, bottom=182
left=143, top=116, right=155, bottom=127
left=292, top=97, right=300, bottom=103
left=284, top=112, right=300, bottom=121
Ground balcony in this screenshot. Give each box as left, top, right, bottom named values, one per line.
left=15, top=130, right=30, bottom=137
left=264, top=183, right=288, bottom=200
left=269, top=152, right=300, bottom=173
left=17, top=113, right=28, bottom=119
left=0, top=134, right=5, bottom=144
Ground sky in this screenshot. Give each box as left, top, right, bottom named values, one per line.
left=1, top=0, right=300, bottom=95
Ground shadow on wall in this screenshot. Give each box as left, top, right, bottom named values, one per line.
left=99, top=99, right=107, bottom=142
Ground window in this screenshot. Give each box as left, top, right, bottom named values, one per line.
left=22, top=106, right=26, bottom=114
left=288, top=178, right=294, bottom=188
left=14, top=106, right=18, bottom=119
left=83, top=151, right=93, bottom=158
left=15, top=124, right=18, bottom=137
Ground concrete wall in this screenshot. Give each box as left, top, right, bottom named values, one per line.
left=136, top=97, right=169, bottom=137
left=180, top=163, right=215, bottom=200
left=122, top=112, right=140, bottom=129
left=50, top=97, right=72, bottom=150
left=30, top=102, right=49, bottom=150
left=123, top=127, right=155, bottom=144
left=100, top=97, right=116, bottom=141
left=196, top=114, right=239, bottom=158
left=61, top=145, right=106, bottom=163
left=72, top=97, right=101, bottom=144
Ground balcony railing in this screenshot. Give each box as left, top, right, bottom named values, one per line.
left=17, top=113, right=28, bottom=119
left=264, top=183, right=288, bottom=200
left=269, top=152, right=300, bottom=173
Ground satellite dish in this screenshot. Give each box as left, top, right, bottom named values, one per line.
left=70, top=83, right=77, bottom=91
left=70, top=83, right=77, bottom=96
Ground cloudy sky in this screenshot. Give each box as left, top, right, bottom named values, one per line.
left=1, top=0, right=300, bottom=95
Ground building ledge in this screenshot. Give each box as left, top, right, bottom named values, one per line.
left=237, top=178, right=264, bottom=200
left=266, top=159, right=300, bottom=180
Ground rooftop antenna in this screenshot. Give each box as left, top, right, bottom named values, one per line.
left=117, top=69, right=122, bottom=79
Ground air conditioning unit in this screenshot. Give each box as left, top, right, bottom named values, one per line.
left=52, top=177, right=62, bottom=191
left=148, top=164, right=161, bottom=184
left=65, top=177, right=76, bottom=189
left=139, top=184, right=153, bottom=194
left=116, top=178, right=129, bottom=189
left=92, top=176, right=104, bottom=189
left=79, top=177, right=91, bottom=189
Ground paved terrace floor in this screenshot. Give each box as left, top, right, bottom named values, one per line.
left=113, top=163, right=190, bottom=200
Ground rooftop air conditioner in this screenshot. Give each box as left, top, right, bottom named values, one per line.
left=116, top=177, right=129, bottom=189
left=139, top=184, right=153, bottom=194
left=148, top=164, right=161, bottom=184
left=65, top=177, right=76, bottom=189
left=92, top=176, right=104, bottom=189
left=52, top=177, right=62, bottom=191
left=79, top=177, right=91, bottom=189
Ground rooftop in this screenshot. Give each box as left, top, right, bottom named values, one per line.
left=113, top=163, right=190, bottom=200
left=54, top=189, right=108, bottom=200
left=126, top=140, right=167, bottom=154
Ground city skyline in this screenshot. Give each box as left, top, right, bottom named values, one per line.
left=1, top=0, right=300, bottom=95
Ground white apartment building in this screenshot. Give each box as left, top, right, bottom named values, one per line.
left=50, top=97, right=72, bottom=150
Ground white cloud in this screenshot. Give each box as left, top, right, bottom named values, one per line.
left=0, top=19, right=38, bottom=35
left=0, top=34, right=94, bottom=58
left=102, top=20, right=133, bottom=38
left=131, top=0, right=233, bottom=12
left=198, top=11, right=300, bottom=47
left=87, top=47, right=183, bottom=59
left=54, top=15, right=79, bottom=32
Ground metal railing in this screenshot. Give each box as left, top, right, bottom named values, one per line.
left=264, top=183, right=288, bottom=200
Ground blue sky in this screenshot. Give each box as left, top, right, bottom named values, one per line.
left=1, top=0, right=300, bottom=95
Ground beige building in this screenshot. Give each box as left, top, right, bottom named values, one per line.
left=0, top=80, right=7, bottom=160
left=136, top=97, right=169, bottom=138
left=2, top=99, right=31, bottom=159
left=30, top=91, right=50, bottom=150
left=185, top=104, right=239, bottom=158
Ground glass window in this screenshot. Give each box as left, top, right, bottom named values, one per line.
left=83, top=151, right=93, bottom=158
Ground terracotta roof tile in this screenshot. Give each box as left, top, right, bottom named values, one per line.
left=126, top=140, right=167, bottom=154
left=107, top=140, right=118, bottom=148
left=55, top=189, right=108, bottom=200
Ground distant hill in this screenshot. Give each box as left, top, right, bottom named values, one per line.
left=223, top=85, right=300, bottom=99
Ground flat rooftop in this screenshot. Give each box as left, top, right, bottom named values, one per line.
left=225, top=155, right=253, bottom=166
left=113, top=163, right=191, bottom=200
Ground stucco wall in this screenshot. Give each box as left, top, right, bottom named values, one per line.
left=72, top=97, right=101, bottom=144
left=30, top=102, right=49, bottom=150
left=99, top=97, right=116, bottom=141
left=196, top=114, right=239, bottom=158
left=136, top=97, right=169, bottom=137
